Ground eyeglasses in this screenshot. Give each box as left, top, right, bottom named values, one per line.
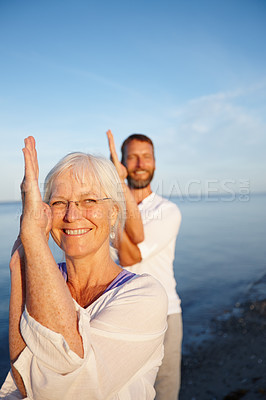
left=50, top=197, right=111, bottom=211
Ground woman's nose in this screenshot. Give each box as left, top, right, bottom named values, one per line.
left=63, top=202, right=82, bottom=222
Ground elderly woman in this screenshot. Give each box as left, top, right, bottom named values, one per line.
left=0, top=137, right=167, bottom=400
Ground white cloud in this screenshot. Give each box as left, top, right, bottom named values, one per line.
left=167, top=81, right=266, bottom=158
left=149, top=81, right=266, bottom=194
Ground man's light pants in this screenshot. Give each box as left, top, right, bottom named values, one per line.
left=154, top=313, right=183, bottom=400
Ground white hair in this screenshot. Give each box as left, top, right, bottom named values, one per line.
left=43, top=152, right=126, bottom=260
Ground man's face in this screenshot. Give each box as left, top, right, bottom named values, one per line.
left=123, top=140, right=155, bottom=189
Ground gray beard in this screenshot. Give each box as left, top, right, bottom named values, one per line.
left=127, top=171, right=154, bottom=189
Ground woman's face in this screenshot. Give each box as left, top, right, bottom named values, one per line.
left=49, top=169, right=117, bottom=260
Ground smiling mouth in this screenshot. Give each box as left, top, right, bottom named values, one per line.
left=63, top=229, right=91, bottom=236
left=134, top=170, right=148, bottom=175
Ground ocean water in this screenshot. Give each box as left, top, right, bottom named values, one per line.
left=0, top=194, right=265, bottom=385
left=173, top=193, right=266, bottom=352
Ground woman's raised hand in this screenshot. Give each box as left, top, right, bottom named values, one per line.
left=106, top=130, right=128, bottom=181
left=20, top=136, right=52, bottom=240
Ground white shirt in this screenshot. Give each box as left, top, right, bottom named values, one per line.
left=0, top=274, right=167, bottom=400
left=125, top=193, right=182, bottom=315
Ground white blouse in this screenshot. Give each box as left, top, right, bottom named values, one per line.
left=0, top=274, right=167, bottom=400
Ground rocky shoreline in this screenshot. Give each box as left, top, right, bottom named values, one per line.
left=179, top=274, right=266, bottom=400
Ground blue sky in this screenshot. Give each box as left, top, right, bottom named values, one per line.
left=0, top=0, right=265, bottom=201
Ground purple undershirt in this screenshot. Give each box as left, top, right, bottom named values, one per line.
left=57, top=262, right=135, bottom=294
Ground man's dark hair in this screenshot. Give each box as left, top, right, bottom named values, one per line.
left=121, top=134, right=154, bottom=165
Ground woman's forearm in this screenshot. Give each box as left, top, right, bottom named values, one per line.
left=9, top=249, right=27, bottom=397
left=22, top=231, right=84, bottom=357
left=19, top=137, right=83, bottom=358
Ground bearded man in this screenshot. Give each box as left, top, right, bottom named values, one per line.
left=107, top=131, right=183, bottom=400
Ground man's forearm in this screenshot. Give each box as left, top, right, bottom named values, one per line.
left=117, top=230, right=142, bottom=266
left=106, top=130, right=144, bottom=245
left=121, top=182, right=144, bottom=244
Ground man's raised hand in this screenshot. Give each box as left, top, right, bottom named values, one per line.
left=106, top=130, right=128, bottom=181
